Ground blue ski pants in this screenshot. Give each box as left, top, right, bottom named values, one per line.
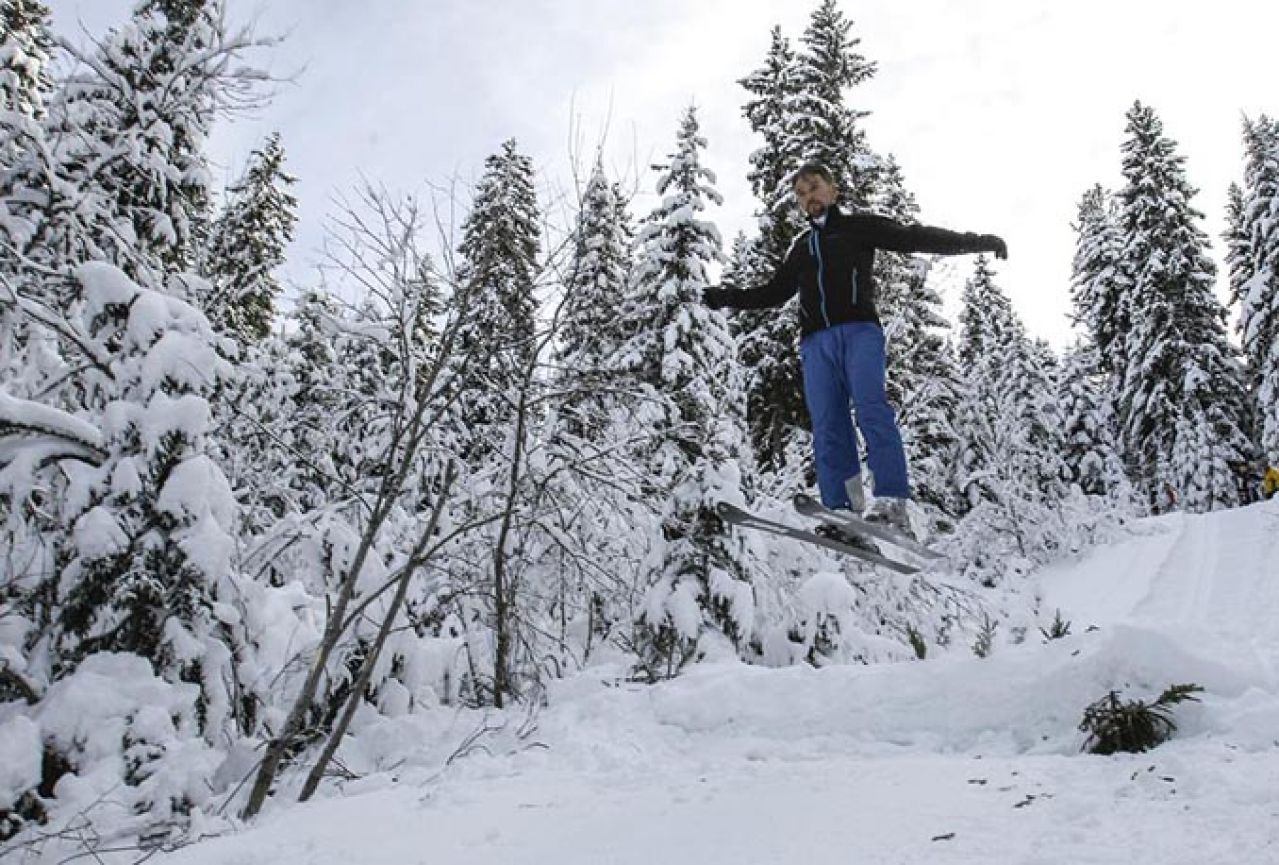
left=799, top=321, right=910, bottom=507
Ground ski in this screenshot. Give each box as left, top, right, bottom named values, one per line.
left=792, top=493, right=945, bottom=561
left=716, top=501, right=919, bottom=575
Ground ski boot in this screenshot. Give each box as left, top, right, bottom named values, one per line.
left=814, top=507, right=880, bottom=554
left=864, top=497, right=913, bottom=540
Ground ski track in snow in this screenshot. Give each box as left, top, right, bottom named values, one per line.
left=153, top=502, right=1279, bottom=865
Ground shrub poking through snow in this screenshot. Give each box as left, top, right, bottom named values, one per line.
left=1079, top=683, right=1204, bottom=754
left=1040, top=609, right=1072, bottom=641
left=971, top=614, right=998, bottom=658
left=906, top=625, right=928, bottom=660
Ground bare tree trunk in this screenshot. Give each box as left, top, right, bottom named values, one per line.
left=242, top=188, right=475, bottom=820
left=240, top=478, right=399, bottom=818
left=298, top=462, right=457, bottom=802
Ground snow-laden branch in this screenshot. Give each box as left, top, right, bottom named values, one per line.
left=0, top=269, right=115, bottom=377
left=0, top=391, right=107, bottom=467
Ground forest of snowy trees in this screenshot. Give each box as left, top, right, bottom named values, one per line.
left=2, top=0, right=1278, bottom=857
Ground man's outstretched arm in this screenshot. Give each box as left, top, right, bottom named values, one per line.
left=861, top=214, right=1007, bottom=259
left=703, top=239, right=803, bottom=310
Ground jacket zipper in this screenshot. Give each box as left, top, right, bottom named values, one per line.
left=808, top=231, right=831, bottom=328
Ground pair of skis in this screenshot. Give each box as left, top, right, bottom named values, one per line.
left=717, top=493, right=943, bottom=575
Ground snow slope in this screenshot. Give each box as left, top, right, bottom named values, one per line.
left=157, top=500, right=1279, bottom=865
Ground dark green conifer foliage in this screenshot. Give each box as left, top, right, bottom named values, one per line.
left=1079, top=684, right=1203, bottom=755
left=1228, top=116, right=1279, bottom=465
left=204, top=133, right=298, bottom=343
left=1113, top=102, right=1253, bottom=511
left=453, top=138, right=542, bottom=465
left=625, top=107, right=754, bottom=679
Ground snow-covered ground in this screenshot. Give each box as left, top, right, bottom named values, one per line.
left=159, top=500, right=1279, bottom=864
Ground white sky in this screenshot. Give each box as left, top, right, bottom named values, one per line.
left=45, top=0, right=1279, bottom=348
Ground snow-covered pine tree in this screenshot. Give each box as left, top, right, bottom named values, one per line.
left=1058, top=340, right=1131, bottom=499
left=0, top=0, right=52, bottom=148
left=1229, top=116, right=1279, bottom=469
left=203, top=132, right=298, bottom=343
left=1021, top=336, right=1071, bottom=501
left=625, top=107, right=755, bottom=680
left=0, top=0, right=47, bottom=87
left=47, top=0, right=244, bottom=283
left=866, top=155, right=919, bottom=315
left=721, top=231, right=754, bottom=294
left=452, top=138, right=541, bottom=466
left=1113, top=102, right=1253, bottom=512
left=1, top=1, right=263, bottom=723
left=955, top=259, right=1068, bottom=509
left=1066, top=185, right=1135, bottom=502
left=552, top=161, right=633, bottom=438
left=1069, top=184, right=1128, bottom=378
left=956, top=256, right=1022, bottom=373
left=199, top=133, right=298, bottom=549
left=522, top=163, right=650, bottom=678
left=952, top=257, right=1072, bottom=579
left=273, top=289, right=346, bottom=511
left=787, top=0, right=877, bottom=201
left=433, top=141, right=546, bottom=706
left=1223, top=180, right=1250, bottom=312
left=0, top=0, right=51, bottom=230
left=0, top=0, right=54, bottom=387
left=866, top=158, right=965, bottom=521
left=45, top=263, right=240, bottom=733
left=2, top=16, right=110, bottom=303
left=735, top=26, right=808, bottom=473
left=739, top=26, right=805, bottom=259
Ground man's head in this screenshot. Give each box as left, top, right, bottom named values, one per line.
left=792, top=162, right=838, bottom=220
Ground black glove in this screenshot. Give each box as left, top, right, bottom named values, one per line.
left=702, top=286, right=732, bottom=310
left=979, top=234, right=1008, bottom=260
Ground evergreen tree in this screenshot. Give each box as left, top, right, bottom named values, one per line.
left=889, top=257, right=966, bottom=521
left=552, top=162, right=633, bottom=437
left=0, top=0, right=54, bottom=386
left=0, top=0, right=51, bottom=115
left=48, top=263, right=239, bottom=732
left=1020, top=337, right=1071, bottom=501
left=787, top=0, right=877, bottom=201
left=1059, top=341, right=1130, bottom=499
left=1113, top=102, right=1253, bottom=511
left=720, top=231, right=755, bottom=294
left=1064, top=184, right=1136, bottom=504
left=735, top=26, right=808, bottom=473
left=453, top=138, right=542, bottom=465
left=1, top=2, right=264, bottom=724
left=625, top=107, right=755, bottom=679
left=1069, top=184, right=1128, bottom=377
left=957, top=256, right=1021, bottom=371
left=952, top=259, right=1074, bottom=577
left=739, top=26, right=805, bottom=259
left=46, top=0, right=230, bottom=282
left=863, top=158, right=965, bottom=520
left=1223, top=181, right=1251, bottom=312
left=203, top=132, right=298, bottom=343
left=1229, top=116, right=1279, bottom=467
left=954, top=258, right=1068, bottom=507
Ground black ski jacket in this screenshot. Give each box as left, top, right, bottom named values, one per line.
left=724, top=207, right=998, bottom=337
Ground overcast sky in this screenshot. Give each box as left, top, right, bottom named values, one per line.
left=45, top=0, right=1279, bottom=348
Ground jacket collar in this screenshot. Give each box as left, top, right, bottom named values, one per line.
left=810, top=205, right=846, bottom=231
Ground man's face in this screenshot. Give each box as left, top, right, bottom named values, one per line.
left=794, top=173, right=838, bottom=219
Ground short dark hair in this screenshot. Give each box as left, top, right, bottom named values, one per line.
left=792, top=161, right=836, bottom=187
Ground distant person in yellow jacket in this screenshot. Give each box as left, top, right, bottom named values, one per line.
left=1264, top=466, right=1279, bottom=501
